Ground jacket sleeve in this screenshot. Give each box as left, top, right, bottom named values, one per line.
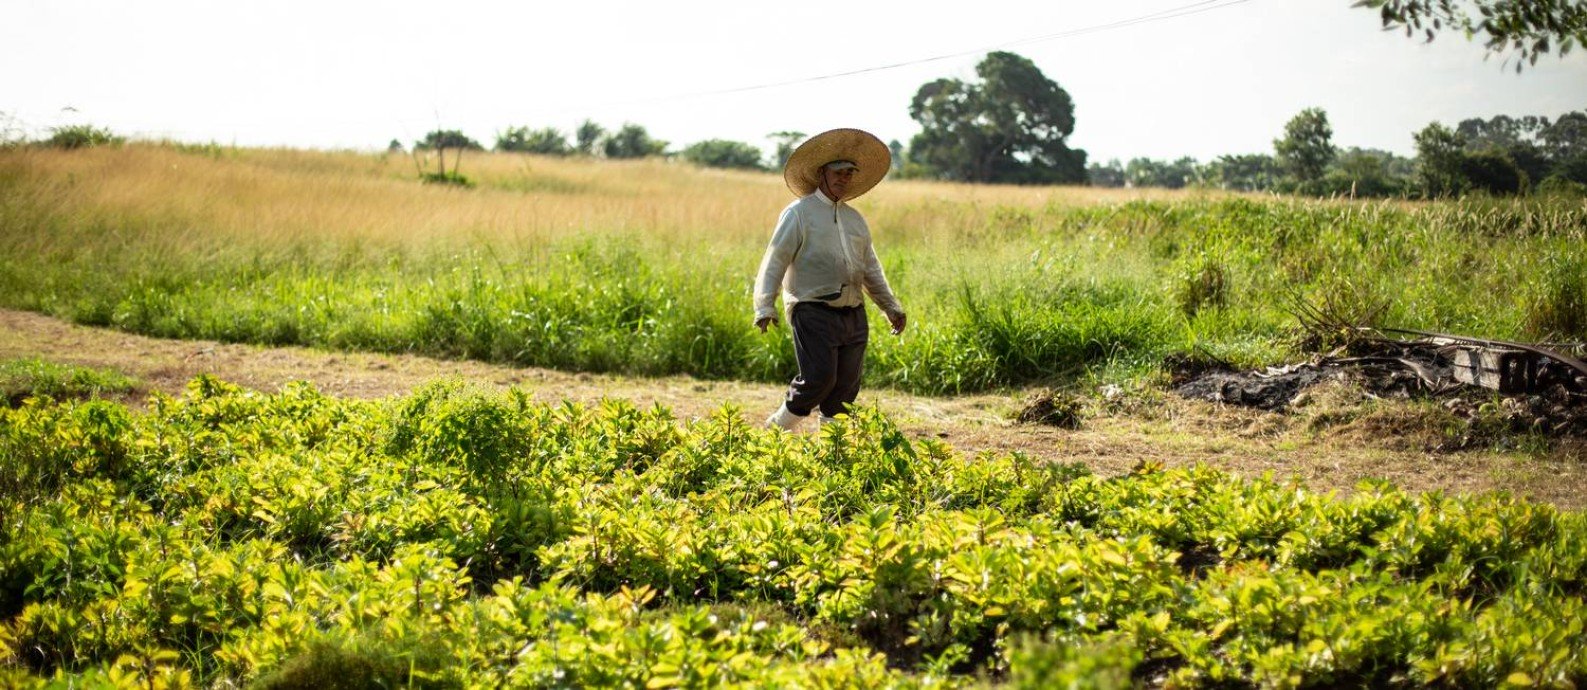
left=753, top=207, right=800, bottom=321
left=860, top=242, right=904, bottom=319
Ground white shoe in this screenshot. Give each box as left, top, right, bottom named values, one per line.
left=765, top=403, right=807, bottom=431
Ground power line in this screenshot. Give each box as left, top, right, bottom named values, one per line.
left=597, top=0, right=1255, bottom=107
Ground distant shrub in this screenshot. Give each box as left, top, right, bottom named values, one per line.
left=42, top=124, right=124, bottom=150
left=496, top=126, right=572, bottom=155
left=602, top=123, right=666, bottom=159
left=680, top=139, right=766, bottom=170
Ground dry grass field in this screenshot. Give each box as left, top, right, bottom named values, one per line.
left=4, top=144, right=1192, bottom=252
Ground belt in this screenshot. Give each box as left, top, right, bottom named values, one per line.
left=793, top=300, right=861, bottom=312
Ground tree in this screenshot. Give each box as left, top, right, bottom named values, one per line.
left=1355, top=0, right=1587, bottom=69
left=1413, top=122, right=1469, bottom=197
left=1124, top=157, right=1199, bottom=189
left=1088, top=159, right=1126, bottom=187
left=1320, top=148, right=1412, bottom=197
left=1539, top=111, right=1587, bottom=162
left=680, top=139, right=765, bottom=170
left=1456, top=114, right=1548, bottom=150
left=1457, top=114, right=1553, bottom=183
left=1493, top=141, right=1552, bottom=186
left=1211, top=154, right=1282, bottom=192
left=387, top=139, right=404, bottom=153
left=907, top=51, right=1087, bottom=184
left=1548, top=154, right=1587, bottom=184
left=1274, top=108, right=1337, bottom=188
left=415, top=129, right=482, bottom=152
left=1460, top=149, right=1528, bottom=194
left=413, top=129, right=481, bottom=185
left=767, top=130, right=806, bottom=170
left=496, top=126, right=572, bottom=155
left=602, top=123, right=667, bottom=159
left=575, top=120, right=605, bottom=156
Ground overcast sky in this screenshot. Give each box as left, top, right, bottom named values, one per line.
left=5, top=0, right=1584, bottom=163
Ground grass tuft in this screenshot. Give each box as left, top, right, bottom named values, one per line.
left=0, top=358, right=142, bottom=407
left=1525, top=253, right=1587, bottom=340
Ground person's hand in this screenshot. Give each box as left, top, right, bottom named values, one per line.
left=756, top=316, right=778, bottom=333
left=887, top=312, right=907, bottom=335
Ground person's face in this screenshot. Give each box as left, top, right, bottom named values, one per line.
left=820, top=166, right=857, bottom=200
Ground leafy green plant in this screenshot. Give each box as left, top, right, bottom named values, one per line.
left=5, top=379, right=1583, bottom=686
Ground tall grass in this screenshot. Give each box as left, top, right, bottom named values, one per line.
left=1, top=144, right=1583, bottom=394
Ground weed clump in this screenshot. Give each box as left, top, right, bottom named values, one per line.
left=1015, top=389, right=1085, bottom=428
left=419, top=171, right=474, bottom=188
left=1525, top=255, right=1587, bottom=340
left=1173, top=254, right=1229, bottom=316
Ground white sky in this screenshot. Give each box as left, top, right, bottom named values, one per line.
left=4, top=0, right=1584, bottom=163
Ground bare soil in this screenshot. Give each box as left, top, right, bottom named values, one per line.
left=3, top=308, right=1582, bottom=510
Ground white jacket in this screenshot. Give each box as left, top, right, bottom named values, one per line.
left=753, top=189, right=904, bottom=322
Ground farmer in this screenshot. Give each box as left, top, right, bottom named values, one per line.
left=754, top=128, right=906, bottom=431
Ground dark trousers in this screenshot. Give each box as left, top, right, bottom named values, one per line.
left=785, top=303, right=868, bottom=417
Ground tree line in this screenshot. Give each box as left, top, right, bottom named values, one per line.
left=398, top=0, right=1586, bottom=195
left=399, top=51, right=1090, bottom=186
left=1086, top=107, right=1587, bottom=198
left=398, top=122, right=770, bottom=172
left=431, top=46, right=1583, bottom=200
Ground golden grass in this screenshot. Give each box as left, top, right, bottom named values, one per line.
left=1, top=144, right=1218, bottom=257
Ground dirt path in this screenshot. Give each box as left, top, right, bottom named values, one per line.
left=3, top=308, right=1582, bottom=510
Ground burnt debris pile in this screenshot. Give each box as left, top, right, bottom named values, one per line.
left=1172, top=330, right=1587, bottom=437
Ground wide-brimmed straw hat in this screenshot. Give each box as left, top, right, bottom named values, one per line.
left=783, top=128, right=890, bottom=201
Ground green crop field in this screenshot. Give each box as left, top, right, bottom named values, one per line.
left=2, top=143, right=1586, bottom=688
left=2, top=144, right=1583, bottom=393
left=3, top=379, right=1584, bottom=687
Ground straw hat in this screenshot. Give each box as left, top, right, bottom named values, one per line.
left=783, top=128, right=891, bottom=200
